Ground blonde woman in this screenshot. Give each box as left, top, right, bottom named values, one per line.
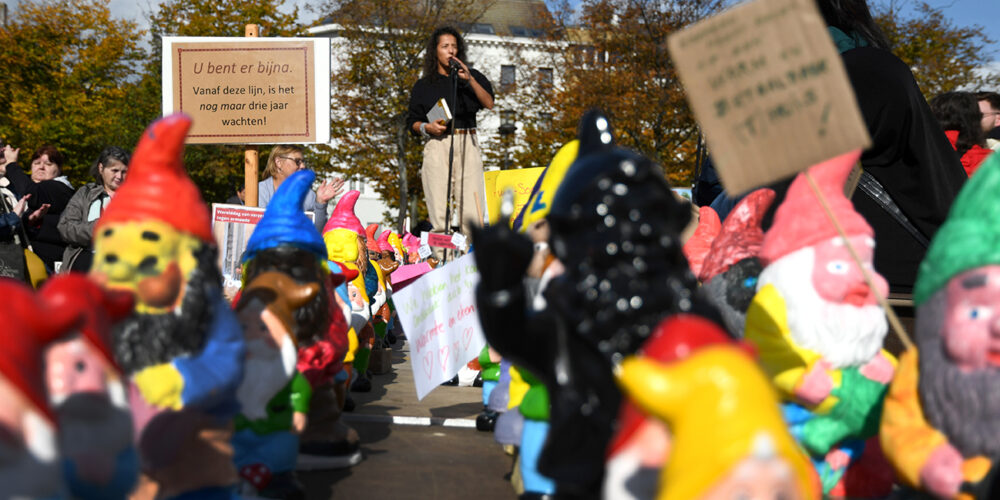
left=258, top=145, right=344, bottom=231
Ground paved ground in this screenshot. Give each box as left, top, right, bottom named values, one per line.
left=299, top=337, right=517, bottom=499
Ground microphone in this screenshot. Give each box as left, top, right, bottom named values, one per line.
left=449, top=58, right=461, bottom=74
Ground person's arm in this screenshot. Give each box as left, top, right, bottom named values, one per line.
left=407, top=79, right=448, bottom=137
left=467, top=67, right=494, bottom=110
left=57, top=187, right=95, bottom=246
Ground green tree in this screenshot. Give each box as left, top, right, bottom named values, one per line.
left=874, top=1, right=1000, bottom=99
left=145, top=0, right=306, bottom=203
left=0, top=0, right=147, bottom=185
left=311, top=0, right=492, bottom=230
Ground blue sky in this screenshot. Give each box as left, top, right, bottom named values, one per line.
left=97, top=0, right=1000, bottom=67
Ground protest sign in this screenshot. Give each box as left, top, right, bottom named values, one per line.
left=668, top=0, right=870, bottom=194
left=392, top=254, right=487, bottom=400
left=482, top=167, right=545, bottom=225
left=211, top=203, right=314, bottom=294
left=162, top=37, right=331, bottom=144
left=423, top=232, right=457, bottom=250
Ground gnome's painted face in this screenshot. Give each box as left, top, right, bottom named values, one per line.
left=92, top=219, right=203, bottom=314
left=940, top=265, right=1000, bottom=371
left=0, top=375, right=61, bottom=496
left=700, top=448, right=803, bottom=500
left=325, top=229, right=361, bottom=266
left=758, top=235, right=888, bottom=368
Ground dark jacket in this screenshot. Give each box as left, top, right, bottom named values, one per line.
left=58, top=182, right=108, bottom=271
left=4, top=162, right=74, bottom=269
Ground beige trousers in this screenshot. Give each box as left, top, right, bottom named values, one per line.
left=421, top=133, right=485, bottom=239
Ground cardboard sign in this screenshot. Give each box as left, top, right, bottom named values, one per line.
left=668, top=0, right=870, bottom=194
left=482, top=168, right=545, bottom=225
left=162, top=37, right=331, bottom=144
left=392, top=254, right=487, bottom=400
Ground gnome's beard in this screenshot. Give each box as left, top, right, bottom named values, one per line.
left=113, top=245, right=219, bottom=375
left=237, top=335, right=298, bottom=421
left=0, top=409, right=62, bottom=497
left=56, top=391, right=134, bottom=461
left=917, top=292, right=1000, bottom=458
left=760, top=247, right=887, bottom=369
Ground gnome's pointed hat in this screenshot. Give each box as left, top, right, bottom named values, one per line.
left=0, top=278, right=83, bottom=422
left=388, top=232, right=405, bottom=260
left=683, top=206, right=721, bottom=279
left=365, top=224, right=380, bottom=252
left=96, top=113, right=213, bottom=242
left=915, top=153, right=1000, bottom=305
left=243, top=170, right=327, bottom=262
left=39, top=274, right=134, bottom=373
left=377, top=229, right=393, bottom=252
left=761, top=150, right=870, bottom=266
left=618, top=345, right=818, bottom=500
left=699, top=189, right=775, bottom=282
left=323, top=190, right=364, bottom=236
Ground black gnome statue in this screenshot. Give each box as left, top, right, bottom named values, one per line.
left=474, top=109, right=723, bottom=497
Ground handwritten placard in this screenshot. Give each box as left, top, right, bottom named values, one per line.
left=482, top=168, right=545, bottom=225
left=392, top=254, right=487, bottom=400
left=668, top=0, right=870, bottom=194
left=162, top=37, right=331, bottom=144
left=423, top=232, right=457, bottom=250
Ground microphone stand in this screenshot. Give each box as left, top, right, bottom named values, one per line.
left=443, top=62, right=459, bottom=262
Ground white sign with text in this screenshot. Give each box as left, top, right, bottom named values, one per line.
left=393, top=253, right=487, bottom=400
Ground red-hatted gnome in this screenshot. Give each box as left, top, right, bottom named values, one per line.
left=41, top=274, right=138, bottom=500
left=744, top=150, right=896, bottom=497
left=698, top=188, right=775, bottom=338
left=0, top=277, right=81, bottom=498
left=881, top=153, right=1000, bottom=499
left=90, top=114, right=246, bottom=499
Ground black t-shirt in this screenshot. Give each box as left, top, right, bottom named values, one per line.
left=989, top=126, right=1000, bottom=141
left=406, top=68, right=493, bottom=134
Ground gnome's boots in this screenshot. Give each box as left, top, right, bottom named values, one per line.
left=297, top=383, right=362, bottom=470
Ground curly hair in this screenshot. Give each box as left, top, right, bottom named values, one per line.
left=422, top=26, right=467, bottom=80
left=931, top=91, right=986, bottom=157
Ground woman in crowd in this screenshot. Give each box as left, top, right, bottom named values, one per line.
left=257, top=144, right=344, bottom=231
left=58, top=146, right=130, bottom=272
left=0, top=144, right=74, bottom=271
left=930, top=90, right=994, bottom=176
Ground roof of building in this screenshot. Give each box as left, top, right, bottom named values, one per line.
left=467, top=0, right=552, bottom=37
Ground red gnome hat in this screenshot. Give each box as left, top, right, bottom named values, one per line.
left=365, top=224, right=380, bottom=251
left=377, top=229, right=392, bottom=253
left=607, top=314, right=754, bottom=457
left=761, top=150, right=870, bottom=266
left=0, top=278, right=83, bottom=423
left=698, top=188, right=776, bottom=282
left=323, top=190, right=364, bottom=236
left=39, top=275, right=134, bottom=373
left=682, top=206, right=721, bottom=279
left=96, top=114, right=213, bottom=242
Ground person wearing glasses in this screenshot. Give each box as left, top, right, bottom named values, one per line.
left=258, top=145, right=344, bottom=231
left=976, top=91, right=1000, bottom=151
left=930, top=91, right=994, bottom=177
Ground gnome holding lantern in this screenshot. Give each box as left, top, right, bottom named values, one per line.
left=744, top=151, right=896, bottom=496
left=880, top=153, right=1000, bottom=500
left=0, top=277, right=83, bottom=499
left=90, top=114, right=246, bottom=499
left=475, top=110, right=722, bottom=494
left=41, top=274, right=138, bottom=500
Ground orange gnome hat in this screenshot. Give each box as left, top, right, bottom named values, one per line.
left=682, top=206, right=721, bottom=279
left=95, top=113, right=213, bottom=242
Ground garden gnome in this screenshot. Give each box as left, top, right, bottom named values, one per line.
left=617, top=318, right=819, bottom=500
left=698, top=188, right=774, bottom=338
left=41, top=274, right=138, bottom=500
left=881, top=153, right=1000, bottom=499
left=90, top=113, right=245, bottom=499
left=242, top=169, right=357, bottom=472
left=0, top=277, right=80, bottom=499
left=233, top=271, right=318, bottom=498
left=365, top=223, right=380, bottom=259
left=744, top=150, right=896, bottom=497
left=475, top=110, right=721, bottom=494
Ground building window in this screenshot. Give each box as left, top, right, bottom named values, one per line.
left=464, top=23, right=495, bottom=35
left=537, top=67, right=553, bottom=91
left=501, top=65, right=516, bottom=88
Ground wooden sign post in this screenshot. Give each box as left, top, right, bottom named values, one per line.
left=245, top=24, right=259, bottom=207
